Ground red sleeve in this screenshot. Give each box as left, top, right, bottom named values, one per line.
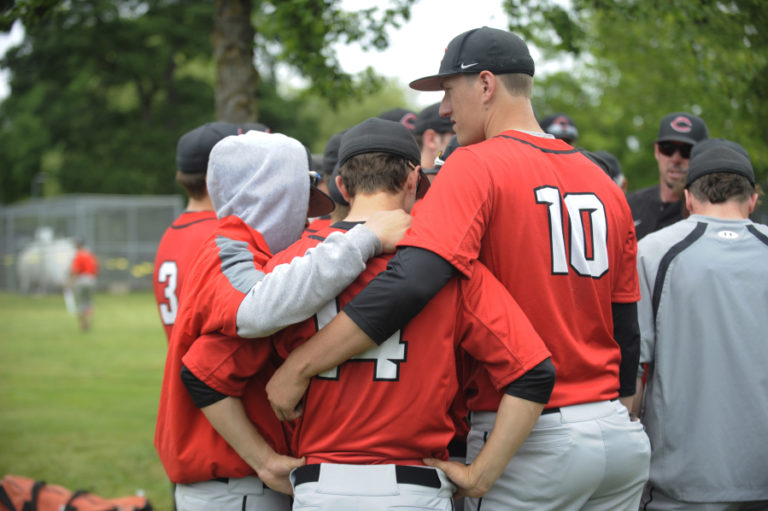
left=612, top=213, right=641, bottom=303
left=182, top=332, right=273, bottom=396
left=455, top=261, right=551, bottom=391
left=399, top=149, right=494, bottom=278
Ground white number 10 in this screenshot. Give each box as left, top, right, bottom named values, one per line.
left=535, top=186, right=609, bottom=278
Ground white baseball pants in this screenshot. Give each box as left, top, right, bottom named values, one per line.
left=466, top=399, right=650, bottom=511
left=290, top=463, right=456, bottom=510
left=175, top=476, right=291, bottom=511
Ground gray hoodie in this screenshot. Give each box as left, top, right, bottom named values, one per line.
left=206, top=130, right=381, bottom=337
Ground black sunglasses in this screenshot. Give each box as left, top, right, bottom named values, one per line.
left=308, top=170, right=323, bottom=188
left=657, top=141, right=692, bottom=159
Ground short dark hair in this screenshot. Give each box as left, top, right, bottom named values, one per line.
left=687, top=172, right=754, bottom=204
left=175, top=170, right=207, bottom=200
left=338, top=152, right=412, bottom=198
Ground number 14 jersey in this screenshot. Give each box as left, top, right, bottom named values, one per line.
left=269, top=222, right=550, bottom=466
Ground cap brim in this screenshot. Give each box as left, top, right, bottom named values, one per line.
left=308, top=186, right=335, bottom=217
left=409, top=72, right=458, bottom=91
left=656, top=135, right=697, bottom=146
left=416, top=170, right=431, bottom=199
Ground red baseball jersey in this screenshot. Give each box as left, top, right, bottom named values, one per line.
left=400, top=131, right=640, bottom=410
left=70, top=248, right=98, bottom=276
left=267, top=223, right=550, bottom=465
left=303, top=216, right=332, bottom=238
left=153, top=210, right=218, bottom=342
left=154, top=215, right=289, bottom=484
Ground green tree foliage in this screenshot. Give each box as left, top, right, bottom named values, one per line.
left=0, top=0, right=216, bottom=203
left=506, top=0, right=767, bottom=189
left=0, top=0, right=416, bottom=204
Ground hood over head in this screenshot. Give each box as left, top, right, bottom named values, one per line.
left=207, top=130, right=310, bottom=253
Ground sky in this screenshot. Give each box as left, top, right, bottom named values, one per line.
left=0, top=1, right=551, bottom=106
left=336, top=0, right=516, bottom=108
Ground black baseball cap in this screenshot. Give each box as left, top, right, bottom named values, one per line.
left=176, top=122, right=240, bottom=174
left=337, top=117, right=430, bottom=199
left=410, top=27, right=535, bottom=91
left=540, top=113, right=578, bottom=143
left=583, top=150, right=622, bottom=181
left=414, top=103, right=454, bottom=135
left=685, top=138, right=754, bottom=187
left=378, top=108, right=417, bottom=131
left=656, top=112, right=709, bottom=146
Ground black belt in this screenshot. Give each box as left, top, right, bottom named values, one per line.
left=293, top=464, right=441, bottom=489
left=541, top=398, right=618, bottom=415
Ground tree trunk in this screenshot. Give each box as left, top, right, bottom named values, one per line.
left=212, top=0, right=259, bottom=123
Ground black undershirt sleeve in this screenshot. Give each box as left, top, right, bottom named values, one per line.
left=181, top=365, right=228, bottom=408
left=613, top=301, right=641, bottom=397
left=344, top=246, right=457, bottom=344
left=504, top=358, right=556, bottom=404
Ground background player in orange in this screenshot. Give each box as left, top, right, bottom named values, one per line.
left=155, top=129, right=411, bottom=511
left=188, top=117, right=553, bottom=510
left=268, top=27, right=650, bottom=510
left=69, top=237, right=98, bottom=332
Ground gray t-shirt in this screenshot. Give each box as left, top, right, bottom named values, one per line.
left=637, top=214, right=768, bottom=502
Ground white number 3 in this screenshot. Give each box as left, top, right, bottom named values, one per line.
left=158, top=261, right=179, bottom=325
left=535, top=186, right=609, bottom=278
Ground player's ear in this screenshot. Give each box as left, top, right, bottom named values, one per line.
left=478, top=70, right=495, bottom=101
left=336, top=175, right=352, bottom=203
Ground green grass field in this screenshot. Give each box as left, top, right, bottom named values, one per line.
left=0, top=291, right=174, bottom=511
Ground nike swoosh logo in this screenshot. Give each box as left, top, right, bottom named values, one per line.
left=460, top=62, right=478, bottom=70
left=634, top=220, right=642, bottom=226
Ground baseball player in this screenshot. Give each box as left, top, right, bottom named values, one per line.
left=539, top=112, right=579, bottom=144
left=268, top=27, right=651, bottom=510
left=154, top=130, right=411, bottom=511
left=189, top=118, right=553, bottom=510
left=426, top=133, right=459, bottom=183
left=68, top=237, right=98, bottom=332
left=627, top=112, right=709, bottom=240
left=633, top=139, right=768, bottom=510
left=414, top=102, right=455, bottom=174
left=153, top=122, right=240, bottom=342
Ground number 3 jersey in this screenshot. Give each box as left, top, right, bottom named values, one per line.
left=153, top=210, right=219, bottom=342
left=399, top=130, right=640, bottom=409
left=266, top=222, right=550, bottom=466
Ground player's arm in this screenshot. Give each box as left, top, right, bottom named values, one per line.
left=426, top=393, right=545, bottom=498
left=236, top=209, right=411, bottom=338
left=200, top=396, right=304, bottom=495
left=266, top=247, right=457, bottom=420
left=613, top=301, right=641, bottom=409
left=180, top=365, right=304, bottom=495
left=425, top=260, right=555, bottom=497
left=628, top=241, right=658, bottom=416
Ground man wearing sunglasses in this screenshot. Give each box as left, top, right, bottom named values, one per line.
left=627, top=112, right=708, bottom=240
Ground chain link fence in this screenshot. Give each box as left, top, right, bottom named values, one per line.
left=1, top=194, right=183, bottom=293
